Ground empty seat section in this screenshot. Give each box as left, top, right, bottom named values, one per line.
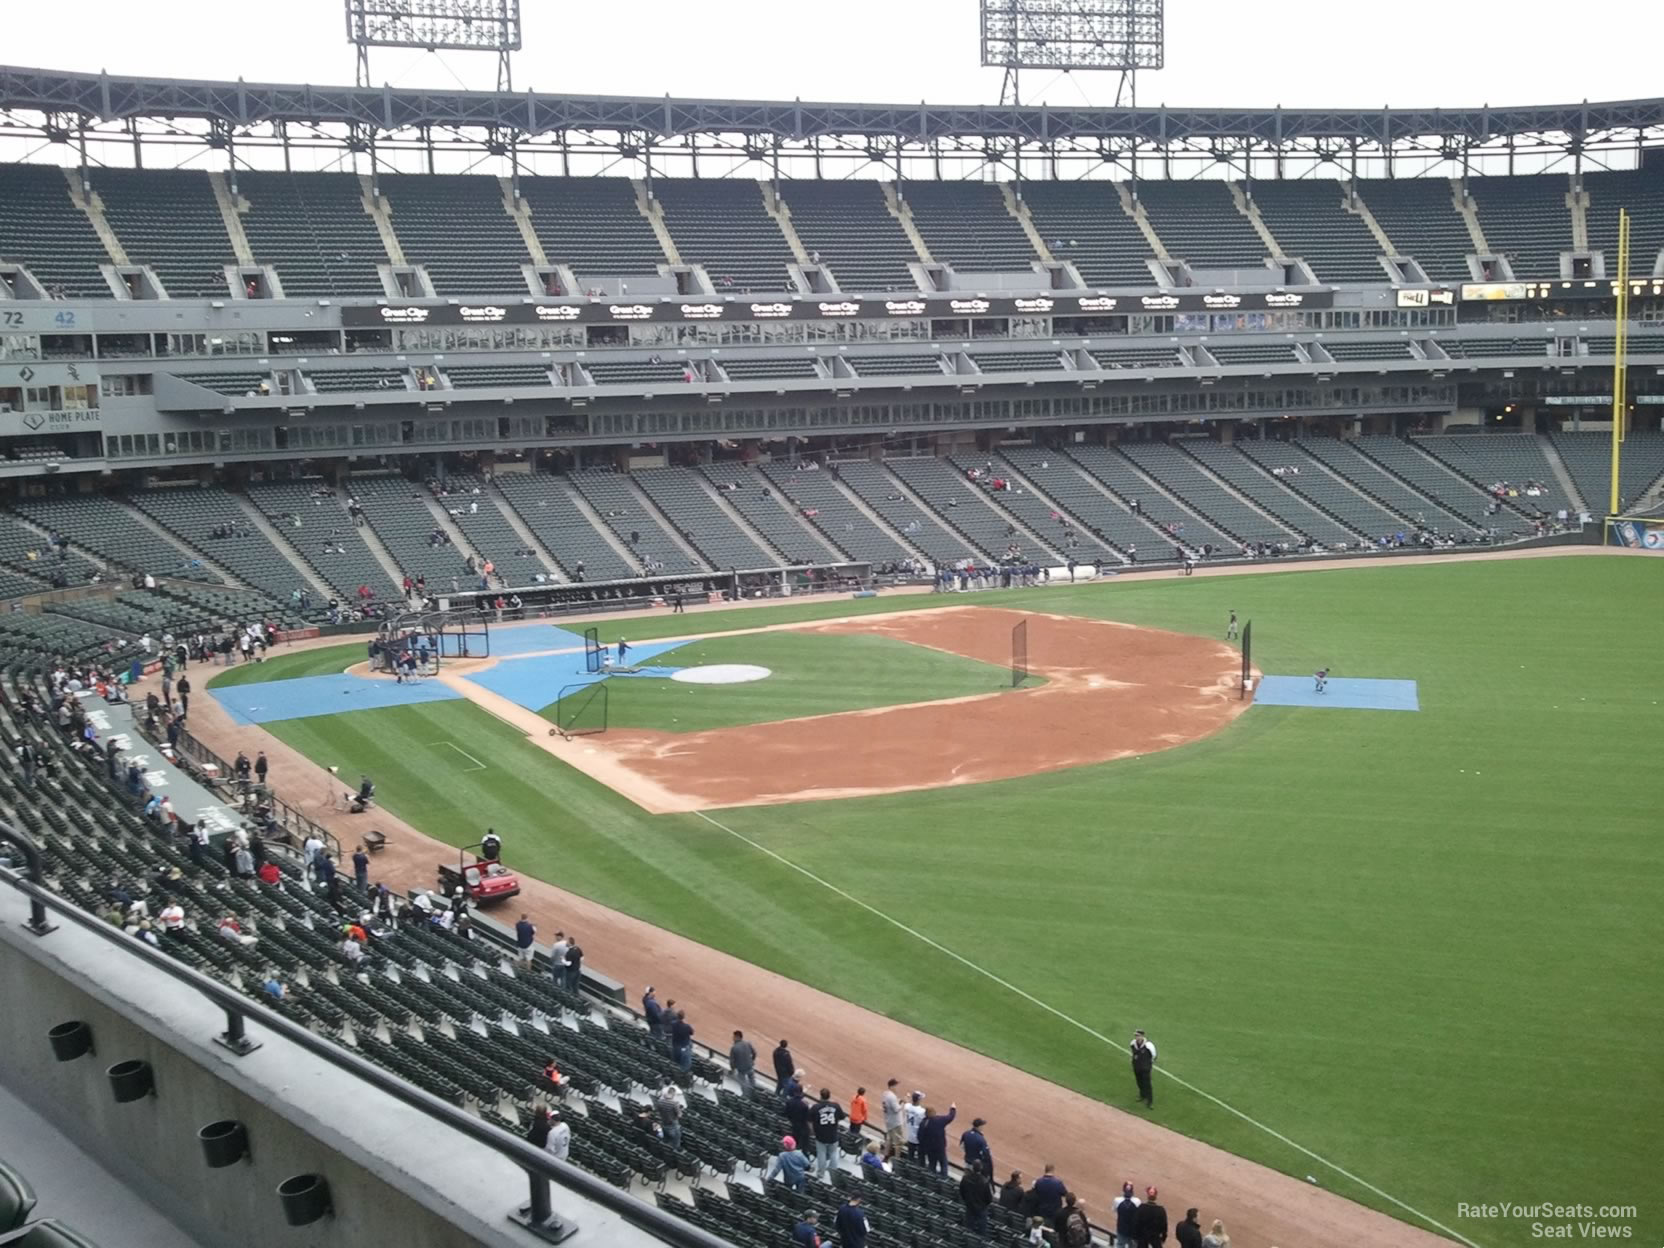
left=1134, top=181, right=1264, bottom=269
left=0, top=515, right=98, bottom=586
left=1065, top=445, right=1233, bottom=552
left=1116, top=442, right=1288, bottom=547
left=1248, top=181, right=1384, bottom=282
left=1318, top=339, right=1413, bottom=361
left=87, top=168, right=236, bottom=298
left=970, top=350, right=1064, bottom=373
left=350, top=476, right=473, bottom=587
left=381, top=174, right=528, bottom=295
left=445, top=364, right=552, bottom=388
left=1429, top=336, right=1556, bottom=360
left=997, top=452, right=1159, bottom=561
left=1579, top=332, right=1664, bottom=358
left=584, top=359, right=690, bottom=386
left=130, top=487, right=320, bottom=604
left=754, top=462, right=913, bottom=566
left=887, top=457, right=1060, bottom=562
left=13, top=495, right=215, bottom=581
left=836, top=460, right=980, bottom=566
left=652, top=180, right=794, bottom=292
left=1234, top=440, right=1405, bottom=539
left=631, top=467, right=773, bottom=569
left=717, top=356, right=819, bottom=380
left=949, top=455, right=1119, bottom=563
left=781, top=181, right=919, bottom=292
left=1350, top=437, right=1500, bottom=529
left=309, top=367, right=407, bottom=393
left=1470, top=175, right=1574, bottom=278
left=1358, top=178, right=1472, bottom=280
left=848, top=353, right=947, bottom=377
left=0, top=163, right=110, bottom=296
left=521, top=177, right=664, bottom=282
left=899, top=182, right=1037, bottom=272
left=173, top=370, right=272, bottom=396
left=1584, top=165, right=1664, bottom=277
left=1091, top=344, right=1184, bottom=369
left=1411, top=434, right=1576, bottom=515
left=1202, top=342, right=1298, bottom=365
left=569, top=472, right=707, bottom=573
left=238, top=171, right=387, bottom=297
left=1019, top=181, right=1153, bottom=285
left=702, top=463, right=841, bottom=564
left=436, top=476, right=557, bottom=582
left=1293, top=437, right=1479, bottom=532
left=495, top=475, right=638, bottom=580
left=248, top=481, right=398, bottom=602
left=1180, top=440, right=1357, bottom=545
left=1551, top=430, right=1664, bottom=512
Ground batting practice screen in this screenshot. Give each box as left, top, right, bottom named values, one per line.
left=1240, top=620, right=1253, bottom=698
left=583, top=626, right=604, bottom=674
left=554, top=682, right=608, bottom=738
left=1011, top=618, right=1029, bottom=688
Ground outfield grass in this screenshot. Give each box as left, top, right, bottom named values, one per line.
left=242, top=557, right=1664, bottom=1248
left=541, top=630, right=1022, bottom=732
left=208, top=644, right=366, bottom=686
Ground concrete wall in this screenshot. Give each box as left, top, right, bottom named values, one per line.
left=0, top=914, right=665, bottom=1248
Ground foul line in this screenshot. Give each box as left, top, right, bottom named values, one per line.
left=429, top=741, right=487, bottom=772
left=694, top=808, right=1480, bottom=1248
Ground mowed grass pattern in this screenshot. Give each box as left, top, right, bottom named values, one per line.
left=542, top=631, right=1021, bottom=732
left=249, top=558, right=1664, bottom=1247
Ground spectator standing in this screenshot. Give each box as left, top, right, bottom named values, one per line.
left=729, top=1030, right=757, bottom=1097
left=1030, top=1164, right=1067, bottom=1220
left=772, top=1039, right=795, bottom=1093
left=960, top=1116, right=991, bottom=1176
left=654, top=1080, right=686, bottom=1151
left=514, top=913, right=537, bottom=965
left=811, top=1088, right=846, bottom=1179
left=880, top=1079, right=904, bottom=1154
left=1135, top=1186, right=1168, bottom=1248
left=902, top=1091, right=927, bottom=1161
left=669, top=1010, right=694, bottom=1072
left=642, top=986, right=664, bottom=1043
left=254, top=751, right=269, bottom=787
left=999, top=1172, right=1025, bottom=1210
left=849, top=1086, right=868, bottom=1131
left=352, top=844, right=370, bottom=891
left=768, top=1137, right=810, bottom=1192
left=785, top=1087, right=813, bottom=1149
left=548, top=932, right=569, bottom=987
left=1057, top=1193, right=1092, bottom=1247
left=1130, top=1029, right=1157, bottom=1108
left=959, top=1160, right=994, bottom=1233
left=1175, top=1209, right=1203, bottom=1248
left=834, top=1194, right=868, bottom=1248
left=1200, top=1218, right=1230, bottom=1248
left=544, top=1109, right=571, bottom=1163
left=791, top=1211, right=821, bottom=1248
left=1112, top=1182, right=1142, bottom=1247
left=917, top=1103, right=957, bottom=1178
left=563, top=935, right=583, bottom=993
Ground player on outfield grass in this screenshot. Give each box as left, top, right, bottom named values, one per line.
left=1314, top=667, right=1329, bottom=694
left=1226, top=610, right=1238, bottom=641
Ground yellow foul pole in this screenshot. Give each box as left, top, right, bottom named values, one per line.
left=1609, top=208, right=1629, bottom=516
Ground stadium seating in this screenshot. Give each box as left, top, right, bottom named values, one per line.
left=717, top=357, right=821, bottom=381
left=246, top=481, right=399, bottom=603
left=631, top=467, right=775, bottom=569
left=520, top=177, right=665, bottom=282
left=1201, top=342, right=1300, bottom=366
left=444, top=364, right=554, bottom=389
left=1411, top=434, right=1578, bottom=516
left=87, top=169, right=235, bottom=299
left=834, top=460, right=982, bottom=566
left=1063, top=445, right=1236, bottom=554
left=947, top=454, right=1120, bottom=565
left=1246, top=181, right=1384, bottom=282
left=1469, top=175, right=1573, bottom=278
left=1133, top=181, right=1264, bottom=269
left=129, top=487, right=320, bottom=607
left=698, top=464, right=842, bottom=566
left=969, top=349, right=1065, bottom=373
left=12, top=495, right=216, bottom=583
left=1091, top=344, right=1185, bottom=369
left=1117, top=442, right=1292, bottom=547
left=996, top=451, right=1163, bottom=562
left=0, top=515, right=98, bottom=588
left=380, top=174, right=529, bottom=296
left=1349, top=437, right=1505, bottom=530
left=308, top=367, right=408, bottom=394
left=173, top=370, right=272, bottom=397
left=778, top=181, right=919, bottom=292
left=897, top=182, right=1037, bottom=272
left=0, top=163, right=110, bottom=297
left=495, top=475, right=640, bottom=581
left=1316, top=339, right=1414, bottom=362
left=568, top=471, right=708, bottom=574
left=1431, top=336, right=1556, bottom=360
left=652, top=180, right=795, bottom=292
left=1584, top=165, right=1664, bottom=277
left=434, top=476, right=559, bottom=584
left=886, top=457, right=1062, bottom=563
left=237, top=171, right=388, bottom=297
left=752, top=462, right=916, bottom=567
left=1358, top=178, right=1473, bottom=280
left=584, top=359, right=692, bottom=386
left=1579, top=333, right=1664, bottom=358
left=1019, top=181, right=1154, bottom=285
left=348, top=476, right=473, bottom=588
left=1291, top=437, right=1483, bottom=533
left=847, top=353, right=948, bottom=378
left=1179, top=440, right=1360, bottom=546
left=1233, top=439, right=1406, bottom=539
left=1549, top=430, right=1664, bottom=513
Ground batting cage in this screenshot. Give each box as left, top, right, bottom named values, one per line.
left=583, top=626, right=604, bottom=675
left=1240, top=620, right=1253, bottom=698
left=1010, top=617, right=1029, bottom=688
left=371, top=610, right=491, bottom=675
left=552, top=681, right=609, bottom=739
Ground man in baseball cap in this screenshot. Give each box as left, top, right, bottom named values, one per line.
left=1135, top=1185, right=1168, bottom=1248
left=1112, top=1181, right=1142, bottom=1247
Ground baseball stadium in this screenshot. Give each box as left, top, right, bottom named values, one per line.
left=0, top=5, right=1660, bottom=1248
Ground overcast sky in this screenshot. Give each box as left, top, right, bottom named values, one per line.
left=5, top=0, right=1663, bottom=110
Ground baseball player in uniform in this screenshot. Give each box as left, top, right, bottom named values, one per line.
left=1226, top=611, right=1239, bottom=641
left=1314, top=667, right=1329, bottom=694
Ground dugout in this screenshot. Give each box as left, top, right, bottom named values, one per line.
left=464, top=562, right=873, bottom=616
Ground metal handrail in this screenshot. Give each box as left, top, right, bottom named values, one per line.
left=0, top=821, right=732, bottom=1248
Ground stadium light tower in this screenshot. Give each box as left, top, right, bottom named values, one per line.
left=980, top=0, right=1164, bottom=106
left=345, top=0, right=523, bottom=90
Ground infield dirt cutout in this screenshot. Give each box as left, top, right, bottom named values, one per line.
left=441, top=604, right=1252, bottom=812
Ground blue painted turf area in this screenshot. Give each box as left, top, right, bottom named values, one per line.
left=461, top=640, right=689, bottom=712
left=1253, top=676, right=1420, bottom=712
left=489, top=623, right=594, bottom=656
left=212, top=673, right=462, bottom=725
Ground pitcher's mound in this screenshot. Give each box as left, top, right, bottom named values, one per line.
left=671, top=664, right=773, bottom=685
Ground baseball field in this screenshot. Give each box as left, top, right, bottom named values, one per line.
left=205, top=552, right=1662, bottom=1248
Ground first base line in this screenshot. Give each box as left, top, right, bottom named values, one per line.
left=429, top=741, right=487, bottom=772
left=693, top=808, right=1481, bottom=1248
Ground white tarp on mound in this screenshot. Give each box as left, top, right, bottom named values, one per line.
left=670, top=664, right=772, bottom=685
